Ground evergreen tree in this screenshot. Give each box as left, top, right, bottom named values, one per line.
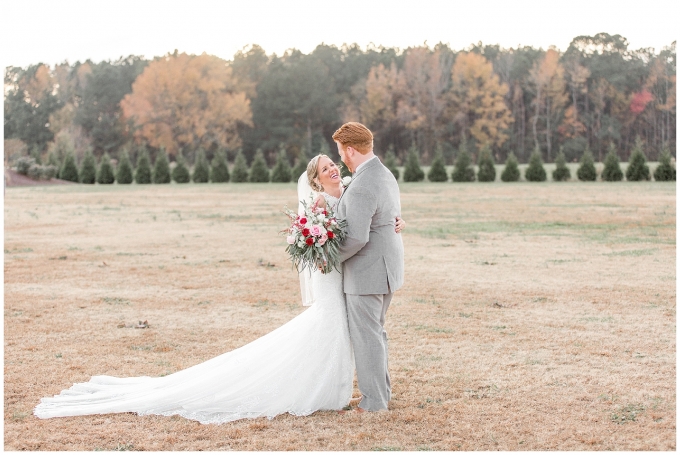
left=30, top=146, right=42, bottom=165
left=231, top=149, right=249, bottom=183
left=46, top=150, right=59, bottom=168
left=80, top=148, right=97, bottom=184
left=576, top=147, right=597, bottom=181
left=116, top=148, right=134, bottom=184
left=653, top=146, right=676, bottom=181
left=271, top=147, right=292, bottom=182
left=451, top=141, right=475, bottom=182
left=476, top=145, right=496, bottom=182
left=552, top=148, right=571, bottom=181
left=383, top=146, right=400, bottom=181
left=134, top=145, right=152, bottom=184
left=625, top=137, right=651, bottom=181
left=59, top=151, right=80, bottom=183
left=601, top=143, right=623, bottom=181
left=153, top=148, right=171, bottom=184
left=403, top=144, right=425, bottom=182
left=500, top=152, right=521, bottom=182
left=172, top=151, right=191, bottom=183
left=292, top=157, right=308, bottom=182
left=525, top=147, right=547, bottom=182
left=97, top=152, right=115, bottom=184
left=249, top=149, right=270, bottom=182
left=192, top=148, right=210, bottom=183
left=427, top=147, right=448, bottom=182
left=210, top=149, right=230, bottom=183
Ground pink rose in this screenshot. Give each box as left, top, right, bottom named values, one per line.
left=309, top=225, right=325, bottom=237
left=317, top=234, right=328, bottom=246
left=286, top=235, right=296, bottom=244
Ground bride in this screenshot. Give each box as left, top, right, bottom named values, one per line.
left=34, top=154, right=405, bottom=424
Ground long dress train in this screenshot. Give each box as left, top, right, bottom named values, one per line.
left=34, top=268, right=353, bottom=424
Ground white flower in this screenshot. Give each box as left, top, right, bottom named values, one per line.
left=342, top=176, right=352, bottom=187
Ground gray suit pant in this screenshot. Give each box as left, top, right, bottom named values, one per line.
left=346, top=292, right=393, bottom=411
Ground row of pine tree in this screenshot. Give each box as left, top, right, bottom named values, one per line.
left=18, top=137, right=676, bottom=185
left=400, top=137, right=676, bottom=183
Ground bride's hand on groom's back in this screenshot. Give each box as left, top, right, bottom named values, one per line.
left=395, top=216, right=405, bottom=233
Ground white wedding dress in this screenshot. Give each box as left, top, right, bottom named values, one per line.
left=34, top=192, right=354, bottom=424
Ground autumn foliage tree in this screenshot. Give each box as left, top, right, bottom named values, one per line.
left=448, top=52, right=513, bottom=150
left=121, top=52, right=253, bottom=158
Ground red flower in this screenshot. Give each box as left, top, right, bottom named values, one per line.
left=305, top=237, right=314, bottom=246
left=323, top=210, right=327, bottom=215
left=299, top=217, right=307, bottom=225
left=327, top=231, right=334, bottom=239
left=302, top=228, right=310, bottom=236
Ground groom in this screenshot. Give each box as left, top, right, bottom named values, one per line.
left=333, top=122, right=405, bottom=412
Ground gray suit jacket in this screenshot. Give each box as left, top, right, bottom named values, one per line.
left=337, top=157, right=405, bottom=295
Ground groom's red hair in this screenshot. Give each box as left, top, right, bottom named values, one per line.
left=332, top=122, right=373, bottom=154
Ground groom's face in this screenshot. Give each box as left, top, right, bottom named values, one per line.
left=336, top=141, right=351, bottom=171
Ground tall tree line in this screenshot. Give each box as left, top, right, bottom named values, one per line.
left=4, top=34, right=675, bottom=169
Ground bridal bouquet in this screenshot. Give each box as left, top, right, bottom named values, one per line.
left=283, top=199, right=347, bottom=274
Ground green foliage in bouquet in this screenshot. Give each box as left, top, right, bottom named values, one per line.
left=383, top=146, right=400, bottom=181
left=427, top=147, right=448, bottom=182
left=210, top=149, right=230, bottom=183
left=192, top=148, right=210, bottom=183
left=271, top=148, right=292, bottom=183
left=116, top=148, right=134, bottom=184
left=97, top=152, right=115, bottom=184
left=403, top=144, right=425, bottom=182
left=134, top=145, right=153, bottom=184
left=477, top=145, right=496, bottom=182
left=249, top=149, right=270, bottom=183
left=231, top=149, right=249, bottom=183
left=552, top=149, right=571, bottom=182
left=625, top=137, right=650, bottom=181
left=501, top=152, right=520, bottom=182
left=80, top=148, right=97, bottom=184
left=601, top=143, right=623, bottom=182
left=653, top=146, right=676, bottom=181
left=525, top=147, right=547, bottom=182
left=451, top=141, right=475, bottom=182
left=172, top=152, right=191, bottom=183
left=283, top=200, right=348, bottom=275
left=153, top=148, right=171, bottom=184
left=576, top=147, right=597, bottom=181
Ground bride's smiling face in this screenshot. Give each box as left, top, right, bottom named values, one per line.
left=316, top=156, right=341, bottom=189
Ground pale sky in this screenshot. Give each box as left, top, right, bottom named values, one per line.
left=1, top=0, right=678, bottom=68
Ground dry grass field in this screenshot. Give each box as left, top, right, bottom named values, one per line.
left=4, top=181, right=676, bottom=451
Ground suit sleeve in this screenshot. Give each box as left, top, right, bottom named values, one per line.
left=338, top=187, right=377, bottom=263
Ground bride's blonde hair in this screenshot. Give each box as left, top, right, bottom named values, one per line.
left=306, top=154, right=330, bottom=192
